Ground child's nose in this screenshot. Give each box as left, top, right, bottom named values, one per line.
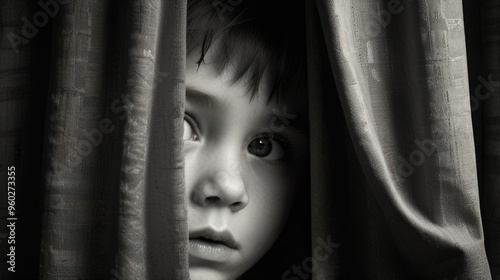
left=191, top=163, right=249, bottom=212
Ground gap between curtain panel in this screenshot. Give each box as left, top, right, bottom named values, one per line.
left=478, top=0, right=500, bottom=277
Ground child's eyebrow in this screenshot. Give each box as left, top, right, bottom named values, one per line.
left=186, top=88, right=229, bottom=113
left=186, top=87, right=308, bottom=136
left=262, top=113, right=308, bottom=136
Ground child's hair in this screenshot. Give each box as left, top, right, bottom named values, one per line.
left=187, top=0, right=306, bottom=102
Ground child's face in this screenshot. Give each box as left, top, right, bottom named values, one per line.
left=185, top=47, right=308, bottom=280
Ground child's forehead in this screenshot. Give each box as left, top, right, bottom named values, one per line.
left=186, top=44, right=267, bottom=94
left=188, top=45, right=306, bottom=107
left=188, top=30, right=306, bottom=99
left=186, top=49, right=307, bottom=111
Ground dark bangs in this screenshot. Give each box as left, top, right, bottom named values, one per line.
left=187, top=0, right=306, bottom=102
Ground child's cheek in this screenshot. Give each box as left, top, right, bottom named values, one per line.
left=234, top=175, right=294, bottom=261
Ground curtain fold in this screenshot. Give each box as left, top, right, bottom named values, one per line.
left=145, top=0, right=188, bottom=278
left=306, top=0, right=493, bottom=279
left=37, top=0, right=187, bottom=278
left=305, top=1, right=345, bottom=278
left=39, top=1, right=120, bottom=278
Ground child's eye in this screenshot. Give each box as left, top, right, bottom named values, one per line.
left=247, top=135, right=287, bottom=160
left=183, top=114, right=199, bottom=141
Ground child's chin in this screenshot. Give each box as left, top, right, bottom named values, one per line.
left=189, top=266, right=238, bottom=280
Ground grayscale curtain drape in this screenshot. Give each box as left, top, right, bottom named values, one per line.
left=0, top=0, right=498, bottom=279
left=306, top=0, right=497, bottom=279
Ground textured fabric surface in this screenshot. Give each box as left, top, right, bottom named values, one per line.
left=5, top=0, right=187, bottom=279
left=0, top=0, right=498, bottom=279
left=306, top=0, right=496, bottom=279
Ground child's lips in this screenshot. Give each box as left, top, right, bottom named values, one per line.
left=189, top=228, right=239, bottom=262
left=189, top=228, right=239, bottom=249
left=189, top=238, right=235, bottom=263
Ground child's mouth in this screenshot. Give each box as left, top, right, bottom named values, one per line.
left=189, top=228, right=239, bottom=262
left=194, top=236, right=223, bottom=245
left=189, top=228, right=238, bottom=249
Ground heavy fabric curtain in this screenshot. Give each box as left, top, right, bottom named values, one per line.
left=0, top=0, right=498, bottom=279
left=306, top=0, right=497, bottom=279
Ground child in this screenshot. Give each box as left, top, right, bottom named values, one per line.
left=184, top=0, right=310, bottom=279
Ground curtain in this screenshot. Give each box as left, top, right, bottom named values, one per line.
left=1, top=0, right=188, bottom=279
left=306, top=0, right=497, bottom=279
left=0, top=0, right=498, bottom=280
